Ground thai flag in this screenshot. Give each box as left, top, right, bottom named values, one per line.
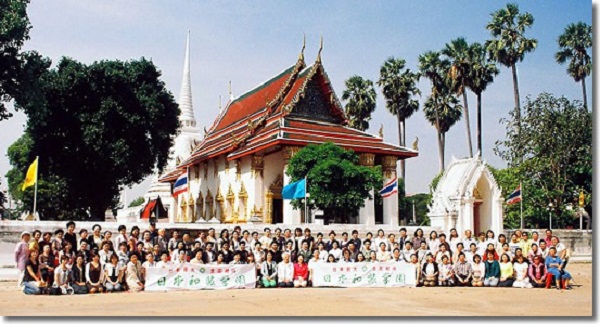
left=506, top=184, right=521, bottom=205
left=173, top=172, right=188, bottom=199
left=379, top=177, right=398, bottom=198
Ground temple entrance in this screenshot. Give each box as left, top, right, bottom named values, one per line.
left=272, top=199, right=283, bottom=224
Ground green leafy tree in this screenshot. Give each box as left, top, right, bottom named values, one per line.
left=494, top=93, right=591, bottom=228
left=486, top=3, right=537, bottom=132
left=128, top=197, right=146, bottom=208
left=0, top=0, right=32, bottom=120
left=7, top=57, right=180, bottom=220
left=286, top=142, right=382, bottom=224
left=377, top=57, right=421, bottom=180
left=467, top=42, right=499, bottom=156
left=5, top=133, right=78, bottom=219
left=442, top=37, right=474, bottom=157
left=341, top=75, right=377, bottom=132
left=555, top=22, right=592, bottom=110
left=418, top=51, right=454, bottom=172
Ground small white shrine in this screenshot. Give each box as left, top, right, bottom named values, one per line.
left=428, top=156, right=504, bottom=235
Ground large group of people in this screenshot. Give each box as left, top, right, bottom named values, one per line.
left=13, top=221, right=575, bottom=295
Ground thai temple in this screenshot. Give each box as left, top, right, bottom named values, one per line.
left=157, top=38, right=418, bottom=226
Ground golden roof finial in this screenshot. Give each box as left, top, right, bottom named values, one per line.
left=316, top=35, right=323, bottom=63
left=299, top=33, right=306, bottom=62
left=229, top=81, right=233, bottom=100
left=218, top=95, right=222, bottom=111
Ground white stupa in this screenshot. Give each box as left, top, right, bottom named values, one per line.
left=142, top=30, right=202, bottom=223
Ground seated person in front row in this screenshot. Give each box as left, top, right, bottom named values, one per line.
left=545, top=247, right=572, bottom=290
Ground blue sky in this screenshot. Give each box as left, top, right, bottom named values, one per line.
left=0, top=0, right=593, bottom=201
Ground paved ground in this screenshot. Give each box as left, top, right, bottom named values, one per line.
left=0, top=263, right=592, bottom=317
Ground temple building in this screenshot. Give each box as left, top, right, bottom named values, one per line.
left=142, top=31, right=202, bottom=223
left=159, top=42, right=417, bottom=225
left=427, top=156, right=504, bottom=236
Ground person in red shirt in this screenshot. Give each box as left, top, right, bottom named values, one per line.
left=543, top=229, right=553, bottom=247
left=293, top=255, right=309, bottom=287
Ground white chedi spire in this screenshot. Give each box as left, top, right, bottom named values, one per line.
left=179, top=29, right=196, bottom=128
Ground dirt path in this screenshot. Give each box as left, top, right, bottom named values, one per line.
left=0, top=263, right=592, bottom=316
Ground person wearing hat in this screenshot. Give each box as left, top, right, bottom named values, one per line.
left=14, top=231, right=31, bottom=287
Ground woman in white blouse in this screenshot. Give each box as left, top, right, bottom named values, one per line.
left=104, top=254, right=123, bottom=292
left=328, top=241, right=343, bottom=262
left=471, top=254, right=485, bottom=287
left=427, top=231, right=440, bottom=256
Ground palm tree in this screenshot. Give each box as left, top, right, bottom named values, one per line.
left=423, top=86, right=463, bottom=173
left=555, top=22, right=592, bottom=110
left=418, top=51, right=453, bottom=172
left=341, top=75, right=377, bottom=132
left=468, top=42, right=499, bottom=156
left=485, top=3, right=537, bottom=131
left=377, top=57, right=421, bottom=179
left=442, top=37, right=474, bottom=158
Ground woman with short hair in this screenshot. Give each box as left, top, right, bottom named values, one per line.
left=293, top=255, right=309, bottom=288
left=497, top=253, right=515, bottom=287
left=471, top=254, right=485, bottom=287
left=104, top=254, right=123, bottom=292
left=412, top=228, right=426, bottom=251
left=421, top=253, right=438, bottom=287
left=483, top=252, right=500, bottom=287
left=438, top=255, right=454, bottom=286
left=328, top=241, right=342, bottom=262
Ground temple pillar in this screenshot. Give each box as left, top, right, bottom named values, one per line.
left=461, top=197, right=476, bottom=235
left=251, top=155, right=265, bottom=222
left=358, top=153, right=376, bottom=226
left=382, top=156, right=399, bottom=227
left=283, top=146, right=302, bottom=225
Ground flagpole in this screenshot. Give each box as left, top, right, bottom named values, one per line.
left=304, top=175, right=308, bottom=224
left=520, top=181, right=523, bottom=230
left=33, top=156, right=38, bottom=217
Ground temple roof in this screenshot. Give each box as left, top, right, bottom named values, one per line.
left=160, top=49, right=417, bottom=182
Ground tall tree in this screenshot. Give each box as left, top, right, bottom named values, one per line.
left=555, top=22, right=592, bottom=110
left=8, top=57, right=180, bottom=220
left=423, top=86, right=463, bottom=173
left=442, top=37, right=474, bottom=157
left=494, top=93, right=591, bottom=228
left=286, top=142, right=382, bottom=224
left=419, top=51, right=453, bottom=172
left=0, top=0, right=31, bottom=121
left=377, top=57, right=421, bottom=180
left=468, top=42, right=499, bottom=156
left=485, top=3, right=537, bottom=132
left=341, top=75, right=377, bottom=132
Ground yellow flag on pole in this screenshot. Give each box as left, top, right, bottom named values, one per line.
left=22, top=157, right=38, bottom=191
left=579, top=190, right=585, bottom=207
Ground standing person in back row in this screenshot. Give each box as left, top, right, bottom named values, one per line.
left=63, top=222, right=77, bottom=253
left=15, top=231, right=31, bottom=287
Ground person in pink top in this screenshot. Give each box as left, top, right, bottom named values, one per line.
left=293, top=255, right=309, bottom=287
left=543, top=229, right=553, bottom=246
left=14, top=231, right=31, bottom=287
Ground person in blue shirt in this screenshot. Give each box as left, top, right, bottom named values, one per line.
left=545, top=247, right=572, bottom=290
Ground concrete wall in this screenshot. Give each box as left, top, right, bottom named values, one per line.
left=503, top=229, right=593, bottom=261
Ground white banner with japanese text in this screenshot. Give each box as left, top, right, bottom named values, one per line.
left=312, top=261, right=417, bottom=288
left=145, top=263, right=256, bottom=291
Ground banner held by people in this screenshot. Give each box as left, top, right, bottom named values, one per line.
left=312, top=261, right=417, bottom=288
left=145, top=263, right=256, bottom=291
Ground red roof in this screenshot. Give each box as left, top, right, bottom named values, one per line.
left=160, top=54, right=417, bottom=182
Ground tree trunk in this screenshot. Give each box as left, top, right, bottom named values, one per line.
left=441, top=132, right=446, bottom=172
left=433, top=101, right=444, bottom=173
left=511, top=64, right=521, bottom=133
left=398, top=114, right=405, bottom=180
left=581, top=76, right=588, bottom=111
left=462, top=89, right=473, bottom=158
left=477, top=92, right=482, bottom=157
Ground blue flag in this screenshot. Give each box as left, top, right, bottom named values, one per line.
left=282, top=179, right=306, bottom=199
